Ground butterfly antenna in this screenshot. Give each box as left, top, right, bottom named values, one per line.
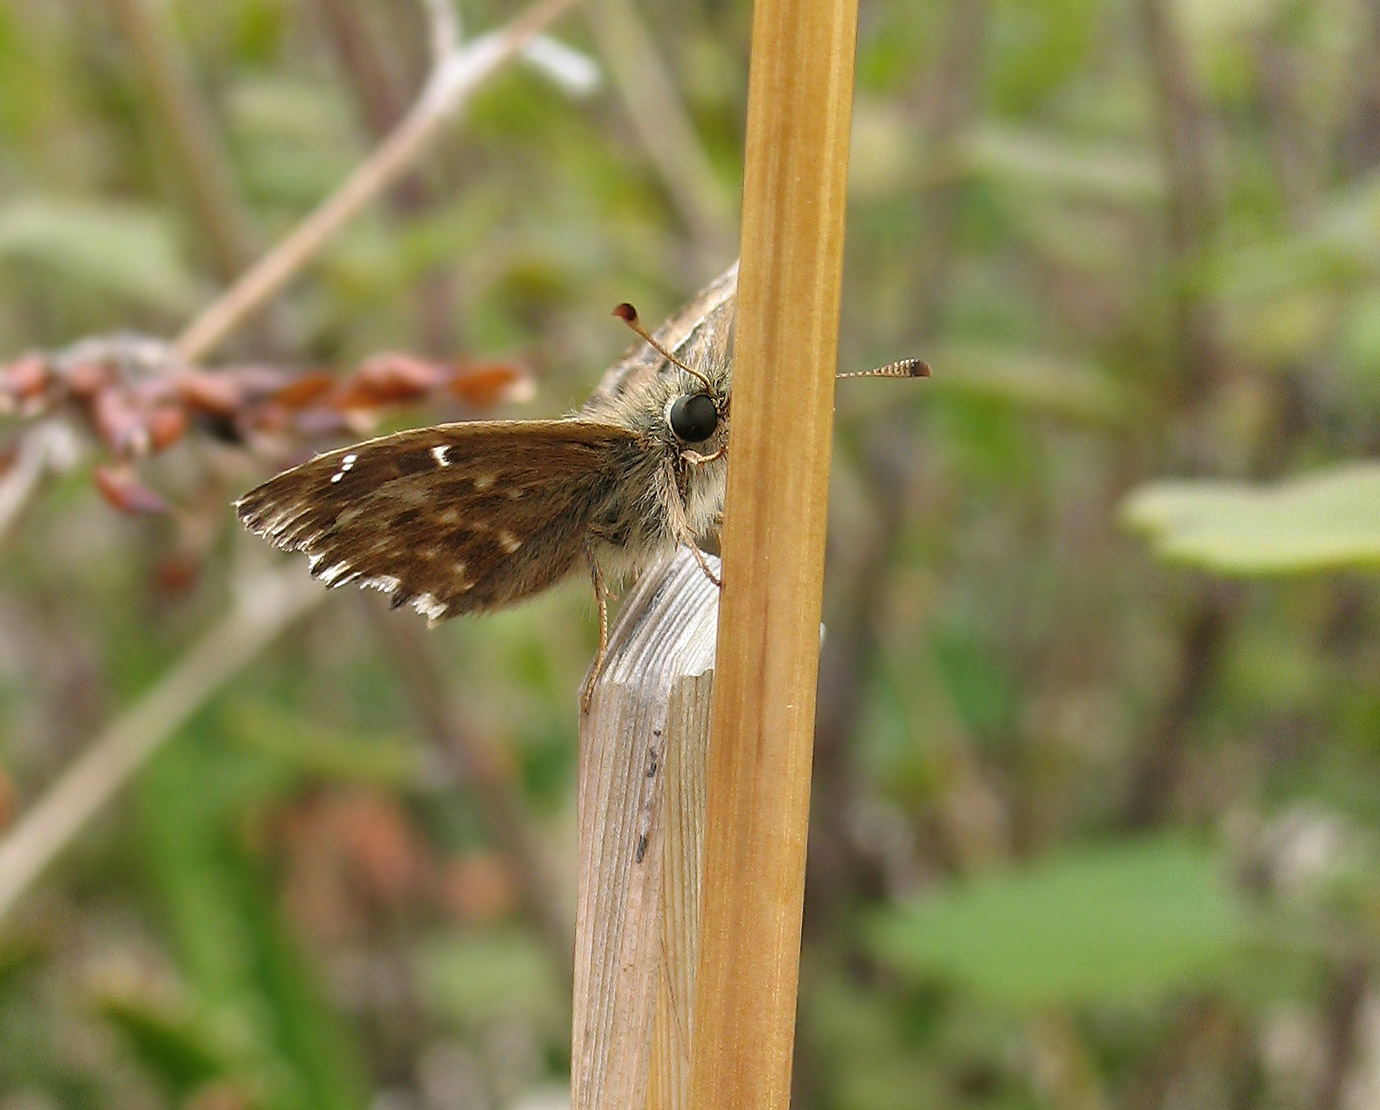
left=837, top=358, right=931, bottom=380
left=613, top=303, right=716, bottom=392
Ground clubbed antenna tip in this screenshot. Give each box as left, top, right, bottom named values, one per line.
left=837, top=357, right=932, bottom=381
left=610, top=299, right=714, bottom=392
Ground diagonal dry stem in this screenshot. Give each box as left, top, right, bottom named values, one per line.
left=173, top=0, right=582, bottom=366
left=0, top=572, right=325, bottom=923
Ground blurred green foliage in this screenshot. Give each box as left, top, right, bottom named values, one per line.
left=872, top=836, right=1272, bottom=1009
left=2, top=0, right=1380, bottom=1107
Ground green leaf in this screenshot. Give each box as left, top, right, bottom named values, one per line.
left=0, top=197, right=199, bottom=313
left=1122, top=463, right=1380, bottom=574
left=868, top=837, right=1249, bottom=1009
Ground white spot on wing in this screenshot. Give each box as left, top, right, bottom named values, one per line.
left=473, top=474, right=494, bottom=491
left=330, top=452, right=359, bottom=485
left=432, top=445, right=451, bottom=467
left=496, top=530, right=522, bottom=554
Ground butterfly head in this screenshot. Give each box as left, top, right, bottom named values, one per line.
left=610, top=300, right=731, bottom=453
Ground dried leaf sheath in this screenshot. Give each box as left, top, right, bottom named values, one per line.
left=236, top=420, right=641, bottom=621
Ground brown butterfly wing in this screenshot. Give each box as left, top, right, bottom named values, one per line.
left=584, top=260, right=737, bottom=414
left=236, top=420, right=641, bottom=620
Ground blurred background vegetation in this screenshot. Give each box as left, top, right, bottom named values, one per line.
left=2, top=0, right=1380, bottom=1107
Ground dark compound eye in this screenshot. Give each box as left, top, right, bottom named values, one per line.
left=668, top=392, right=719, bottom=442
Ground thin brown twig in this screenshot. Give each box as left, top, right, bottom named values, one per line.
left=172, top=0, right=583, bottom=366
left=0, top=571, right=325, bottom=924
left=310, top=0, right=418, bottom=144
left=1250, top=32, right=1318, bottom=216
left=1315, top=958, right=1368, bottom=1110
left=1338, top=0, right=1380, bottom=173
left=1137, top=0, right=1225, bottom=401
left=1122, top=0, right=1235, bottom=830
left=1123, top=583, right=1235, bottom=829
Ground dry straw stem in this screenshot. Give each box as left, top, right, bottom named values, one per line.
left=689, top=0, right=860, bottom=1105
left=573, top=548, right=718, bottom=1110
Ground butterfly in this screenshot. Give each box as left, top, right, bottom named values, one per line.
left=236, top=262, right=926, bottom=704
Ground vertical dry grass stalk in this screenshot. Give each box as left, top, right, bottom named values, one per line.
left=689, top=0, right=860, bottom=1105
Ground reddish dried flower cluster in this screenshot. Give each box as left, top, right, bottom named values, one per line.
left=0, top=338, right=535, bottom=515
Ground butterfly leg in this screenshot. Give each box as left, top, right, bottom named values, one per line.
left=684, top=536, right=721, bottom=589
left=662, top=459, right=721, bottom=589
left=581, top=541, right=610, bottom=713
